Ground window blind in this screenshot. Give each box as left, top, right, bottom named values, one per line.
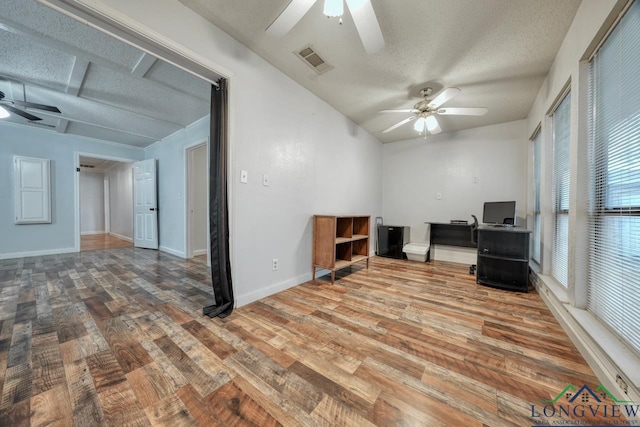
left=532, top=130, right=542, bottom=263
left=588, top=0, right=640, bottom=355
left=551, top=91, right=571, bottom=287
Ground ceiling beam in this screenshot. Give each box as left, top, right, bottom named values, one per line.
left=56, top=119, right=69, bottom=134
left=10, top=81, right=25, bottom=101
left=55, top=57, right=89, bottom=134
left=66, top=58, right=90, bottom=97
left=131, top=53, right=157, bottom=78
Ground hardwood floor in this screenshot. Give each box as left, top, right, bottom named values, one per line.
left=81, top=233, right=133, bottom=251
left=0, top=249, right=609, bottom=426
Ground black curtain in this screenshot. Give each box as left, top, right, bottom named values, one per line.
left=203, top=79, right=234, bottom=318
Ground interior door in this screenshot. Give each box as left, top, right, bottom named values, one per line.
left=133, top=159, right=158, bottom=249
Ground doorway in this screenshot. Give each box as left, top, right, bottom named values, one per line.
left=76, top=153, right=137, bottom=252
left=186, top=142, right=209, bottom=260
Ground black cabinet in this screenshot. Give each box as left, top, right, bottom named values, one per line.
left=376, top=225, right=409, bottom=259
left=476, top=226, right=531, bottom=292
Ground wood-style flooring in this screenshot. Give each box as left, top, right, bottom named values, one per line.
left=0, top=249, right=608, bottom=426
left=81, top=233, right=133, bottom=251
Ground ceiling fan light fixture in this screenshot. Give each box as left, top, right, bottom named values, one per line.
left=0, top=106, right=9, bottom=119
left=323, top=0, right=344, bottom=17
left=413, top=117, right=425, bottom=132
left=426, top=115, right=438, bottom=132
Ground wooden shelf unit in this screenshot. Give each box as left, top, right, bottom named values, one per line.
left=313, top=215, right=370, bottom=284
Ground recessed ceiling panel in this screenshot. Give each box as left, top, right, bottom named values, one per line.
left=0, top=29, right=75, bottom=92
left=80, top=63, right=209, bottom=126
left=145, top=61, right=211, bottom=102
left=1, top=0, right=142, bottom=71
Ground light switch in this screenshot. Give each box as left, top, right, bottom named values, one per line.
left=437, top=192, right=442, bottom=200
left=263, top=174, right=269, bottom=186
left=240, top=170, right=248, bottom=184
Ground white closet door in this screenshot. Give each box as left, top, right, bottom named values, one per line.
left=14, top=156, right=51, bottom=224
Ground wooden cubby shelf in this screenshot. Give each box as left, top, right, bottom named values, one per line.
left=312, top=215, right=370, bottom=284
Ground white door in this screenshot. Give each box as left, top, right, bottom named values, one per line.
left=133, top=159, right=158, bottom=249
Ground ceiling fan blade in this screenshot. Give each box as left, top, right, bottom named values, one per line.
left=428, top=87, right=461, bottom=109
left=345, top=0, right=384, bottom=54
left=11, top=100, right=61, bottom=113
left=436, top=107, right=488, bottom=116
left=379, top=109, right=420, bottom=114
left=266, top=0, right=317, bottom=37
left=3, top=104, right=42, bottom=121
left=382, top=116, right=415, bottom=134
left=426, top=115, right=441, bottom=134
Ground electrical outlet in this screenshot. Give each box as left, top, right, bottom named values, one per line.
left=263, top=174, right=269, bottom=186
left=272, top=259, right=278, bottom=271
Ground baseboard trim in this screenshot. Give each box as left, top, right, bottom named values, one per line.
left=81, top=231, right=106, bottom=235
left=159, top=246, right=186, bottom=258
left=192, top=249, right=207, bottom=257
left=236, top=272, right=311, bottom=308
left=0, top=247, right=76, bottom=260
left=109, top=232, right=133, bottom=243
left=534, top=272, right=640, bottom=404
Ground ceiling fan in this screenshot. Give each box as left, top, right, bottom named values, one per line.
left=0, top=90, right=61, bottom=122
left=380, top=87, right=488, bottom=136
left=266, top=0, right=384, bottom=54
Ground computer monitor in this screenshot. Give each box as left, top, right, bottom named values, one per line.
left=483, top=201, right=516, bottom=225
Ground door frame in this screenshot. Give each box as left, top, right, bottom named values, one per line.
left=74, top=152, right=138, bottom=252
left=185, top=140, right=210, bottom=261
left=52, top=0, right=235, bottom=295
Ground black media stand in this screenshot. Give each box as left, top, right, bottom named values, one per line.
left=476, top=225, right=531, bottom=292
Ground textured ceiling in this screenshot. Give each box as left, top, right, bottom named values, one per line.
left=0, top=0, right=213, bottom=147
left=179, top=0, right=581, bottom=143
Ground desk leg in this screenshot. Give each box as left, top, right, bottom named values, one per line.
left=312, top=266, right=316, bottom=281
left=331, top=270, right=335, bottom=284
left=366, top=258, right=369, bottom=269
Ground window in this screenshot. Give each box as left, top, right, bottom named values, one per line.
left=588, top=0, right=640, bottom=355
left=551, top=91, right=571, bottom=287
left=532, top=129, right=542, bottom=263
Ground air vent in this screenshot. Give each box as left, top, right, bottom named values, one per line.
left=295, top=45, right=333, bottom=75
left=80, top=164, right=95, bottom=168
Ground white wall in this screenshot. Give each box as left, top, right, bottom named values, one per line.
left=71, top=0, right=387, bottom=305
left=107, top=162, right=134, bottom=240
left=79, top=171, right=105, bottom=234
left=0, top=121, right=143, bottom=259
left=383, top=120, right=528, bottom=262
